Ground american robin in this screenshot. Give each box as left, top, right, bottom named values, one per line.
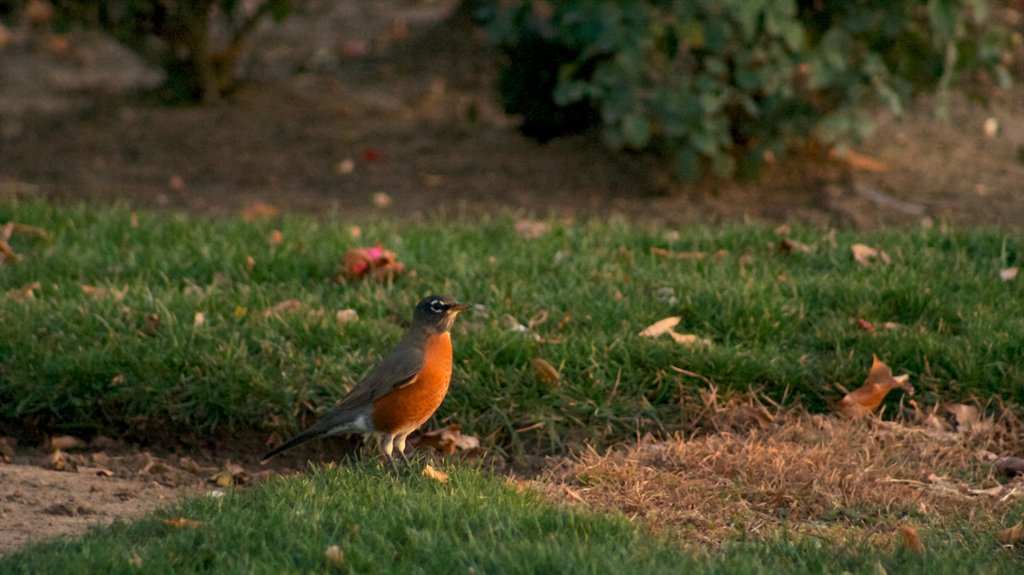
left=261, top=295, right=470, bottom=463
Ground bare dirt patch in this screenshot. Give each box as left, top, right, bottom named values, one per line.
left=0, top=436, right=321, bottom=554
left=1, top=1, right=1023, bottom=228
left=537, top=397, right=1024, bottom=547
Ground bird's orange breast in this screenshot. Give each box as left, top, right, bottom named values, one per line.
left=371, top=332, right=453, bottom=434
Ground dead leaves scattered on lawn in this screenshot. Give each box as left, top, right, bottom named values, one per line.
left=531, top=358, right=561, bottom=387
left=835, top=355, right=913, bottom=418
left=337, top=243, right=405, bottom=283
left=997, top=523, right=1024, bottom=546
left=851, top=243, right=891, bottom=266
left=1, top=221, right=51, bottom=264
left=421, top=464, right=449, bottom=483
left=638, top=316, right=712, bottom=347
left=411, top=424, right=480, bottom=455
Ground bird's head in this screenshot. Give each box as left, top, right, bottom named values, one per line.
left=412, top=295, right=470, bottom=334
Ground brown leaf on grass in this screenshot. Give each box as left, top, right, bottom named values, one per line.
left=778, top=238, right=811, bottom=254
left=142, top=313, right=161, bottom=335
left=531, top=358, right=561, bottom=386
left=999, top=267, right=1019, bottom=281
left=412, top=424, right=480, bottom=455
left=241, top=201, right=281, bottom=220
left=336, top=308, right=359, bottom=323
left=422, top=464, right=449, bottom=483
left=162, top=517, right=203, bottom=529
left=650, top=247, right=708, bottom=260
left=639, top=317, right=712, bottom=347
left=81, top=284, right=129, bottom=301
left=899, top=523, right=925, bottom=552
left=851, top=243, right=891, bottom=266
left=193, top=312, right=205, bottom=327
left=48, top=435, right=86, bottom=451
left=268, top=229, right=284, bottom=245
left=945, top=404, right=983, bottom=433
left=6, top=281, right=41, bottom=300
left=371, top=192, right=392, bottom=208
left=995, top=456, right=1024, bottom=478
left=337, top=244, right=405, bottom=283
left=514, top=219, right=550, bottom=239
left=996, top=523, right=1024, bottom=545
left=262, top=299, right=302, bottom=318
left=324, top=544, right=344, bottom=565
left=638, top=316, right=681, bottom=337
left=0, top=239, right=18, bottom=263
left=855, top=319, right=905, bottom=333
left=835, top=355, right=913, bottom=418
left=129, top=553, right=143, bottom=568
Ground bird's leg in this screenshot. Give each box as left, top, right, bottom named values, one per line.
left=395, top=431, right=412, bottom=465
left=381, top=433, right=397, bottom=469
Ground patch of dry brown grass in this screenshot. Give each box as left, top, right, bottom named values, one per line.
left=536, top=391, right=1024, bottom=546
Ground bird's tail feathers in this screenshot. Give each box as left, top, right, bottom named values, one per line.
left=260, top=428, right=323, bottom=463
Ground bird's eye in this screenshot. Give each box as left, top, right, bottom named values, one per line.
left=430, top=300, right=445, bottom=313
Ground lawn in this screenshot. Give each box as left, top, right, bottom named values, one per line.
left=2, top=198, right=1021, bottom=457
left=2, top=198, right=1024, bottom=571
left=1, top=461, right=1021, bottom=574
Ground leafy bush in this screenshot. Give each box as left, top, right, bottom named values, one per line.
left=52, top=0, right=294, bottom=103
left=490, top=0, right=1012, bottom=181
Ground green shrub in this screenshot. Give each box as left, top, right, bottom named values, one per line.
left=490, top=0, right=1012, bottom=180
left=52, top=0, right=294, bottom=103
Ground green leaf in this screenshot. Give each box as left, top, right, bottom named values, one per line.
left=620, top=113, right=652, bottom=149
left=675, top=147, right=701, bottom=183
left=928, top=0, right=958, bottom=40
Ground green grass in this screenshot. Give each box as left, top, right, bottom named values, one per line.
left=1, top=462, right=1020, bottom=574
left=1, top=199, right=1022, bottom=456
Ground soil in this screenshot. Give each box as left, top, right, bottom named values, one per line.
left=1, top=0, right=1023, bottom=556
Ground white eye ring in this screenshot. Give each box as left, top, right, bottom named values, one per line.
left=430, top=300, right=445, bottom=313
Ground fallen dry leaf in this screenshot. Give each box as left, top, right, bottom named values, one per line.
left=851, top=243, right=891, bottom=267
left=162, top=517, right=203, bottom=529
left=268, top=229, right=284, bottom=245
left=422, top=464, right=449, bottom=483
left=81, top=284, right=129, bottom=301
left=336, top=158, right=355, bottom=174
left=898, top=523, right=925, bottom=553
left=338, top=244, right=405, bottom=283
left=945, top=403, right=984, bottom=433
left=193, top=312, right=205, bottom=327
left=46, top=449, right=74, bottom=471
left=649, top=247, right=708, bottom=260
left=531, top=358, right=561, bottom=386
left=995, top=456, right=1024, bottom=478
left=514, top=219, right=550, bottom=239
left=241, top=201, right=281, bottom=220
left=996, top=523, right=1024, bottom=545
left=324, top=544, right=344, bottom=565
left=668, top=332, right=713, bottom=347
left=262, top=299, right=302, bottom=318
left=6, top=281, right=41, bottom=300
left=129, top=553, right=143, bottom=568
left=835, top=355, right=913, bottom=418
left=855, top=319, right=905, bottom=333
left=371, top=192, right=392, bottom=208
left=639, top=317, right=711, bottom=347
left=999, top=267, right=1019, bottom=281
left=778, top=238, right=812, bottom=254
left=49, top=435, right=86, bottom=451
left=638, top=316, right=682, bottom=338
left=412, top=424, right=480, bottom=455
left=829, top=148, right=888, bottom=172
left=336, top=309, right=359, bottom=323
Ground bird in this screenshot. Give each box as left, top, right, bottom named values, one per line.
left=261, top=295, right=470, bottom=463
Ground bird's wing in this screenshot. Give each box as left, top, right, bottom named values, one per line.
left=309, top=339, right=425, bottom=429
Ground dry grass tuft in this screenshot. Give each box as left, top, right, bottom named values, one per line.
left=536, top=392, right=1024, bottom=546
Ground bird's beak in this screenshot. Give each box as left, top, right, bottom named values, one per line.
left=449, top=302, right=471, bottom=313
